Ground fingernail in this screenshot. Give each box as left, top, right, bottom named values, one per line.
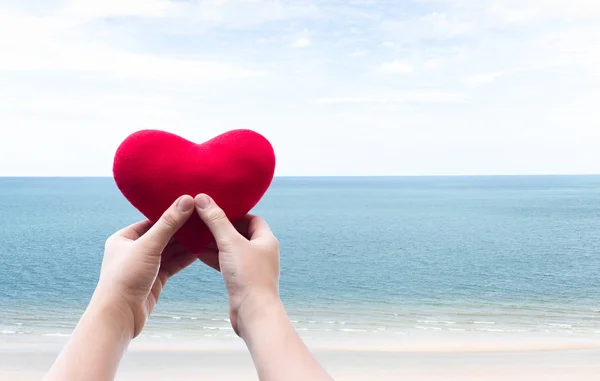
left=177, top=196, right=194, bottom=212
left=195, top=194, right=211, bottom=210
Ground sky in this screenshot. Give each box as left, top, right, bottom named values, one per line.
left=0, top=0, right=599, bottom=176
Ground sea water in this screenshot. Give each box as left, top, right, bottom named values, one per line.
left=1, top=176, right=600, bottom=344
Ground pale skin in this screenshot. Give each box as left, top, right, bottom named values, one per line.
left=43, top=194, right=333, bottom=381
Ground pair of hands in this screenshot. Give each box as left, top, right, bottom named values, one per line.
left=47, top=193, right=333, bottom=381
left=94, top=194, right=280, bottom=339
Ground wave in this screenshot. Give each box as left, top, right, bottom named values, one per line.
left=416, top=326, right=443, bottom=331
left=417, top=320, right=457, bottom=325
left=202, top=327, right=233, bottom=331
left=292, top=320, right=347, bottom=324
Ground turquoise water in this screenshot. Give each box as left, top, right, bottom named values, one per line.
left=1, top=176, right=600, bottom=342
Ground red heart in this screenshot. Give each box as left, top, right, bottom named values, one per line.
left=112, top=129, right=276, bottom=255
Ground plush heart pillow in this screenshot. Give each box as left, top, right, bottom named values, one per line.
left=113, top=129, right=276, bottom=255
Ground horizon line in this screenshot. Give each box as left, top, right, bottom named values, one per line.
left=1, top=174, right=599, bottom=179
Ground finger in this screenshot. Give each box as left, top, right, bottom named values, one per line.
left=247, top=215, right=274, bottom=241
left=136, top=195, right=195, bottom=256
left=232, top=215, right=253, bottom=240
left=194, top=194, right=242, bottom=247
left=159, top=252, right=199, bottom=279
left=160, top=239, right=190, bottom=262
left=115, top=220, right=153, bottom=241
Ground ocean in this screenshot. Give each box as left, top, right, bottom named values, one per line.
left=1, top=176, right=600, bottom=346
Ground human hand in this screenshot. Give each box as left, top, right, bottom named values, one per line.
left=93, top=195, right=197, bottom=338
left=194, top=194, right=280, bottom=336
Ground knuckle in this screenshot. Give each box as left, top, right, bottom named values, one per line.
left=219, top=234, right=244, bottom=251
left=104, top=235, right=116, bottom=249
left=268, top=236, right=280, bottom=251
left=207, top=208, right=227, bottom=223
left=159, top=212, right=179, bottom=229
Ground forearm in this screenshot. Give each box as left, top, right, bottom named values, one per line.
left=43, top=293, right=134, bottom=381
left=239, top=295, right=333, bottom=381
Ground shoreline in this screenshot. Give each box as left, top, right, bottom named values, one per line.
left=123, top=337, right=600, bottom=354
left=4, top=334, right=600, bottom=354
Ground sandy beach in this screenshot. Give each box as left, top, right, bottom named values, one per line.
left=2, top=337, right=600, bottom=381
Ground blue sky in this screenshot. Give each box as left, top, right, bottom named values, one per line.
left=0, top=0, right=599, bottom=176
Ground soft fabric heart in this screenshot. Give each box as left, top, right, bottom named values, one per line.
left=113, top=129, right=276, bottom=255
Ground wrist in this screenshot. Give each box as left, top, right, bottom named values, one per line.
left=86, top=289, right=136, bottom=341
left=236, top=291, right=286, bottom=340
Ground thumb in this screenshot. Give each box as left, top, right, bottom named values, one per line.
left=136, top=195, right=195, bottom=255
left=195, top=194, right=241, bottom=248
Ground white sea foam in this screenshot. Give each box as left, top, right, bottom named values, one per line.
left=203, top=326, right=232, bottom=331
left=1, top=330, right=15, bottom=334
left=475, top=328, right=527, bottom=333
left=417, top=320, right=457, bottom=325
left=42, top=333, right=70, bottom=337
left=471, top=321, right=495, bottom=325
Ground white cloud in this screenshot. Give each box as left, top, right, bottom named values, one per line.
left=315, top=90, right=465, bottom=104
left=487, top=0, right=600, bottom=23
left=291, top=29, right=311, bottom=48
left=377, top=60, right=414, bottom=74
left=0, top=6, right=265, bottom=84
left=422, top=12, right=474, bottom=36
left=349, top=48, right=368, bottom=58
left=531, top=25, right=600, bottom=68
left=465, top=72, right=504, bottom=86
left=423, top=59, right=444, bottom=70
left=58, top=0, right=172, bottom=21
left=0, top=48, right=266, bottom=83
left=382, top=12, right=473, bottom=42
left=422, top=50, right=466, bottom=70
